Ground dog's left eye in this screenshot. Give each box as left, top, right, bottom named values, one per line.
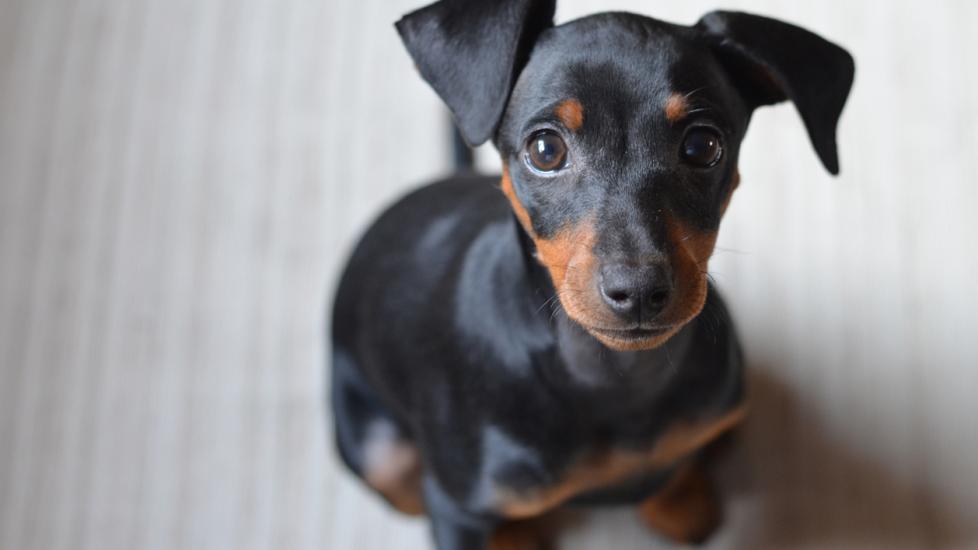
left=682, top=128, right=723, bottom=167
left=525, top=131, right=568, bottom=173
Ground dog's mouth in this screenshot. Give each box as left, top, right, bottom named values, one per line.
left=586, top=325, right=671, bottom=343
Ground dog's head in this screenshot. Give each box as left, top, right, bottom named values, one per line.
left=397, top=1, right=854, bottom=351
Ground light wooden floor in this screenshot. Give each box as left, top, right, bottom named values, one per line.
left=2, top=1, right=977, bottom=549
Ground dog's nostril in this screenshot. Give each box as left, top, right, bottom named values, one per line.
left=648, top=287, right=670, bottom=307
left=604, top=288, right=632, bottom=304
left=643, top=285, right=672, bottom=319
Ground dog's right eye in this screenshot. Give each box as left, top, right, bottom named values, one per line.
left=525, top=131, right=568, bottom=173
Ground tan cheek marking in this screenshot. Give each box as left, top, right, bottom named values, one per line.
left=500, top=162, right=620, bottom=341
left=501, top=165, right=533, bottom=235
left=556, top=208, right=724, bottom=352
left=495, top=406, right=747, bottom=519
left=549, top=225, right=606, bottom=329
left=663, top=213, right=718, bottom=326
left=554, top=99, right=584, bottom=131
left=592, top=213, right=718, bottom=352
left=534, top=222, right=596, bottom=293
left=501, top=165, right=603, bottom=323
left=664, top=93, right=689, bottom=122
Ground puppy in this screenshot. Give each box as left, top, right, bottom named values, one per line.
left=331, top=1, right=854, bottom=548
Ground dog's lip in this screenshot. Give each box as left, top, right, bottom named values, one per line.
left=587, top=325, right=671, bottom=341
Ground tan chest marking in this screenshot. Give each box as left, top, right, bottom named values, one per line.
left=495, top=405, right=746, bottom=519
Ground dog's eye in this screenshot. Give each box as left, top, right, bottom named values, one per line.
left=681, top=128, right=723, bottom=167
left=525, top=131, right=568, bottom=173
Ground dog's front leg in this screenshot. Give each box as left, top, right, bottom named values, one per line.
left=423, top=475, right=494, bottom=550
left=637, top=461, right=721, bottom=544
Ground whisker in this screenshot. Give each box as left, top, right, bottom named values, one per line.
left=535, top=294, right=559, bottom=315
left=683, top=86, right=710, bottom=100
left=663, top=342, right=678, bottom=376
left=712, top=246, right=749, bottom=255
left=703, top=269, right=726, bottom=281
left=694, top=290, right=722, bottom=345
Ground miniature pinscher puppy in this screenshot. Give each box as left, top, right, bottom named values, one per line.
left=330, top=1, right=854, bottom=548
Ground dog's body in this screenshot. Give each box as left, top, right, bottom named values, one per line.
left=331, top=3, right=853, bottom=549
left=332, top=174, right=744, bottom=520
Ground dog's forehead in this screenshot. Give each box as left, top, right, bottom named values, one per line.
left=509, top=13, right=732, bottom=124
left=544, top=13, right=694, bottom=64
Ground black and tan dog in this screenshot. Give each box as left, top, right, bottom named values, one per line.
left=330, top=1, right=853, bottom=548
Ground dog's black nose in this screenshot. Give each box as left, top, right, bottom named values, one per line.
left=598, top=263, right=673, bottom=321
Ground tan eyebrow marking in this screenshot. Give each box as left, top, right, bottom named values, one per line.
left=664, top=93, right=690, bottom=122
left=554, top=98, right=584, bottom=131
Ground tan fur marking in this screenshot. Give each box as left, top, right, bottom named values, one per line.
left=499, top=163, right=722, bottom=353
left=363, top=428, right=425, bottom=516
left=534, top=222, right=597, bottom=296
left=489, top=524, right=543, bottom=550
left=489, top=515, right=564, bottom=550
left=638, top=463, right=720, bottom=544
left=578, top=212, right=718, bottom=352
left=501, top=166, right=534, bottom=235
left=495, top=405, right=747, bottom=519
left=502, top=165, right=598, bottom=309
left=554, top=99, right=584, bottom=131
left=664, top=93, right=690, bottom=122
left=647, top=404, right=746, bottom=463
left=661, top=213, right=718, bottom=330
left=500, top=165, right=607, bottom=344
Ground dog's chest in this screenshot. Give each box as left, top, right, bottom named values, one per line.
left=468, top=405, right=745, bottom=518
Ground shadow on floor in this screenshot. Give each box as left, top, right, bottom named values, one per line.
left=712, top=365, right=975, bottom=549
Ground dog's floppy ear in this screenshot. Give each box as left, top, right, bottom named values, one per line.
left=696, top=11, right=855, bottom=175
left=396, top=0, right=556, bottom=146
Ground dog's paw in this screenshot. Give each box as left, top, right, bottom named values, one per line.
left=489, top=516, right=563, bottom=550
left=637, top=464, right=721, bottom=545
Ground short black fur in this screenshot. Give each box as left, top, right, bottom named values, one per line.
left=332, top=2, right=853, bottom=549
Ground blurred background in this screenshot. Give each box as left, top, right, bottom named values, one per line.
left=1, top=0, right=977, bottom=549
